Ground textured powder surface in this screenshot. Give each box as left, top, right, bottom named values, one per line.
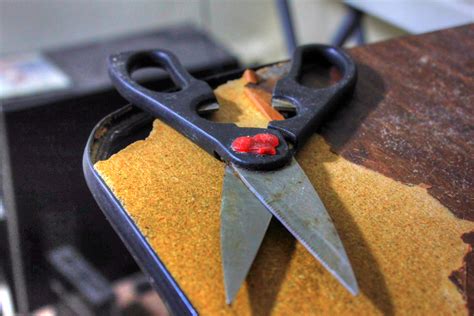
left=95, top=78, right=473, bottom=315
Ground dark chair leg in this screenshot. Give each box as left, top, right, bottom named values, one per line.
left=276, top=0, right=298, bottom=55
left=354, top=24, right=366, bottom=46
left=331, top=6, right=365, bottom=47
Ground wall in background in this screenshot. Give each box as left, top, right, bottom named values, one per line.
left=291, top=1, right=407, bottom=45
left=0, top=0, right=407, bottom=64
left=0, top=1, right=205, bottom=53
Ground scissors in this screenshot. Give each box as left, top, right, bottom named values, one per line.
left=108, top=44, right=359, bottom=304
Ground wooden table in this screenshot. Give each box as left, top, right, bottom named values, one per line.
left=247, top=23, right=474, bottom=314
left=96, top=24, right=474, bottom=315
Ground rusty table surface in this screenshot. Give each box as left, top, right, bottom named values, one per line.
left=330, top=23, right=474, bottom=311
left=249, top=23, right=474, bottom=313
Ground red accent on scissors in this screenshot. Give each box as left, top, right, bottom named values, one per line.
left=231, top=133, right=279, bottom=155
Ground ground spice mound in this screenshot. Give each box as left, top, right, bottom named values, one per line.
left=95, top=77, right=473, bottom=315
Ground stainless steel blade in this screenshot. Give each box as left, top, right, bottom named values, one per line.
left=232, top=158, right=359, bottom=295
left=220, top=165, right=272, bottom=304
left=197, top=102, right=219, bottom=114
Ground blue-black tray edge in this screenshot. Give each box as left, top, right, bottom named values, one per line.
left=82, top=105, right=197, bottom=316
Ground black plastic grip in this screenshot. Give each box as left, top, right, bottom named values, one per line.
left=108, top=46, right=356, bottom=171
left=270, top=44, right=357, bottom=149
left=108, top=50, right=214, bottom=120
left=108, top=50, right=292, bottom=170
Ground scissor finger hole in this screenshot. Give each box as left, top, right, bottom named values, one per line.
left=130, top=66, right=180, bottom=92
left=297, top=52, right=343, bottom=89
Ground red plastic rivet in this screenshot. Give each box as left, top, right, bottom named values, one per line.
left=231, top=133, right=279, bottom=155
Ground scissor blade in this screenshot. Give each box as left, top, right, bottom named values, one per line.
left=220, top=165, right=272, bottom=304
left=232, top=158, right=359, bottom=295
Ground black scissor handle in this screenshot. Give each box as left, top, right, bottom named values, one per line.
left=270, top=44, right=357, bottom=149
left=108, top=50, right=215, bottom=118
left=108, top=49, right=291, bottom=170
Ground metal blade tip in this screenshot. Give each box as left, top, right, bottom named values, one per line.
left=224, top=284, right=239, bottom=305
left=232, top=159, right=360, bottom=297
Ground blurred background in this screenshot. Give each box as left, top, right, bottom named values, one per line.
left=0, top=0, right=472, bottom=315
left=1, top=0, right=422, bottom=64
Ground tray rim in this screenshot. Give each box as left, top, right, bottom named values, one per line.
left=83, top=105, right=197, bottom=315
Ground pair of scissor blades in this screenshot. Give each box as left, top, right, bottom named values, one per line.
left=108, top=44, right=359, bottom=303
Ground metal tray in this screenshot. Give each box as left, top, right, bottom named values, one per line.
left=82, top=68, right=249, bottom=315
